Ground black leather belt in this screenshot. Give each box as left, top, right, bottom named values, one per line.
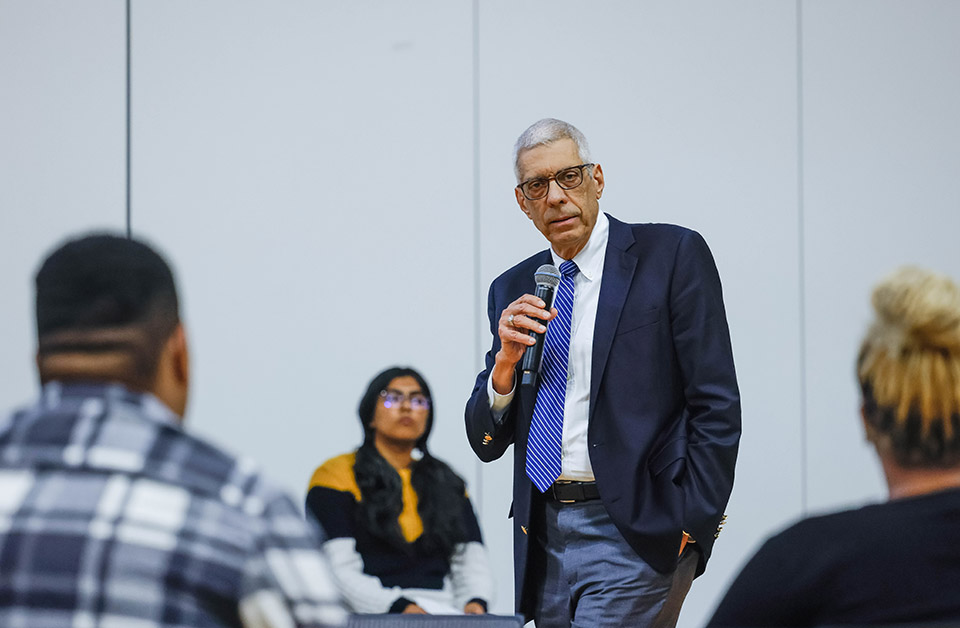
left=549, top=481, right=600, bottom=503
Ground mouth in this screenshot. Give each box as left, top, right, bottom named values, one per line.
left=551, top=215, right=579, bottom=228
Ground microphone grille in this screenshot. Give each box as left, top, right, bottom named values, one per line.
left=534, top=264, right=561, bottom=288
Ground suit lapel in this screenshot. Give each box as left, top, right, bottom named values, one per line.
left=590, top=216, right=638, bottom=420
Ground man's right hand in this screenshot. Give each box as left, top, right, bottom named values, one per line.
left=402, top=603, right=428, bottom=614
left=491, top=294, right=557, bottom=394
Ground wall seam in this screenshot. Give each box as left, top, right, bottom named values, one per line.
left=796, top=0, right=808, bottom=515
left=125, top=0, right=132, bottom=237
left=471, top=0, right=483, bottom=517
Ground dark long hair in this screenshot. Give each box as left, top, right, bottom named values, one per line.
left=353, top=366, right=467, bottom=556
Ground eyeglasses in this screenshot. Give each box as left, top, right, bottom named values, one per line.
left=516, top=163, right=594, bottom=201
left=380, top=389, right=431, bottom=410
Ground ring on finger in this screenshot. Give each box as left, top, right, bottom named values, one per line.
left=508, top=314, right=515, bottom=326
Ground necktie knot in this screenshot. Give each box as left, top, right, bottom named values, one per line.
left=560, top=260, right=579, bottom=278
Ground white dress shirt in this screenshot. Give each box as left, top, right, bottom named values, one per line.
left=488, top=211, right=610, bottom=482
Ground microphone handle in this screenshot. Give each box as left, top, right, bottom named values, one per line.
left=520, top=283, right=556, bottom=386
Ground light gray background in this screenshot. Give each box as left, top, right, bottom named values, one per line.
left=2, top=1, right=959, bottom=626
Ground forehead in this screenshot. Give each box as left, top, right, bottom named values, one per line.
left=386, top=375, right=422, bottom=393
left=517, top=138, right=581, bottom=180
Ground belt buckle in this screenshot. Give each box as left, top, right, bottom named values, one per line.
left=554, top=481, right=576, bottom=503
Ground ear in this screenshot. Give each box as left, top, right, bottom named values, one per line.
left=515, top=187, right=533, bottom=219
left=153, top=323, right=190, bottom=419
left=592, top=163, right=605, bottom=199
left=34, top=351, right=46, bottom=385
left=171, top=324, right=189, bottom=387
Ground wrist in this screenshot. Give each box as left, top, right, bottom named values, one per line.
left=491, top=353, right=517, bottom=395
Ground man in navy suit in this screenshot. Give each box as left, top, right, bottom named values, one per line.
left=465, top=119, right=741, bottom=627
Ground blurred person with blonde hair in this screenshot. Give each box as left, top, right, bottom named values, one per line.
left=708, top=266, right=960, bottom=627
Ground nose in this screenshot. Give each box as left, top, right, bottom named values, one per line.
left=545, top=178, right=567, bottom=204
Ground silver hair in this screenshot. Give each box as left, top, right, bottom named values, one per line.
left=513, top=118, right=592, bottom=182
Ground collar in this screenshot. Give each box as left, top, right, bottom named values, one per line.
left=41, top=380, right=181, bottom=429
left=550, top=211, right=609, bottom=282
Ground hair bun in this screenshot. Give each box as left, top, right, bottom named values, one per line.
left=872, top=266, right=960, bottom=353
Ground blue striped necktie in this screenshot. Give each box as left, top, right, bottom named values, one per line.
left=525, top=259, right=579, bottom=493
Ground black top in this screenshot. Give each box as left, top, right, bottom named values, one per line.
left=707, top=488, right=960, bottom=627
left=305, top=452, right=490, bottom=614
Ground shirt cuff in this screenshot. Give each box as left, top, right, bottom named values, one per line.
left=487, top=373, right=515, bottom=420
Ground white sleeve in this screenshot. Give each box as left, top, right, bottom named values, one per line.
left=448, top=541, right=494, bottom=610
left=486, top=374, right=515, bottom=424
left=323, top=537, right=407, bottom=614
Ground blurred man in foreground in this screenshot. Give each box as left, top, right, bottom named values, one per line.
left=709, top=266, right=960, bottom=626
left=0, top=233, right=347, bottom=627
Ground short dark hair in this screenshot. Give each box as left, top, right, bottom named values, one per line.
left=35, top=233, right=180, bottom=383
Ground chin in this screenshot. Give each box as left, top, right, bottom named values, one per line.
left=392, top=432, right=424, bottom=444
left=551, top=232, right=585, bottom=250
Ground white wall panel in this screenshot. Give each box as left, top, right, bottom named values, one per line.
left=0, top=1, right=125, bottom=410
left=803, top=0, right=960, bottom=513
left=476, top=2, right=801, bottom=624
left=5, top=1, right=959, bottom=625
left=129, top=0, right=478, bottom=530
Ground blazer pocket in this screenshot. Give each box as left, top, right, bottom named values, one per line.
left=615, top=306, right=660, bottom=336
left=650, top=437, right=687, bottom=477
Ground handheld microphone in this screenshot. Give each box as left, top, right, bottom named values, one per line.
left=521, top=264, right=561, bottom=387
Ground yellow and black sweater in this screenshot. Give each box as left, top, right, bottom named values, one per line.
left=305, top=452, right=492, bottom=614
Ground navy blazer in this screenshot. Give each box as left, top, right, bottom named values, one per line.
left=465, top=215, right=741, bottom=616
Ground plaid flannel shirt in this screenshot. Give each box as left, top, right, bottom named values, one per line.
left=0, top=381, right=347, bottom=627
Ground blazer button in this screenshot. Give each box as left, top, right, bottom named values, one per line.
left=715, top=513, right=728, bottom=538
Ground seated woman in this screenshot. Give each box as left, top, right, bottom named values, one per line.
left=306, top=366, right=493, bottom=615
left=708, top=266, right=960, bottom=627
